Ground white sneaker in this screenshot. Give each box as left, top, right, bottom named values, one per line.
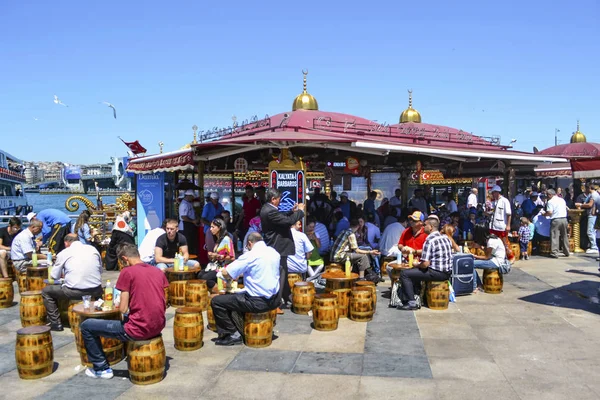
left=585, top=249, right=599, bottom=254
left=85, top=367, right=114, bottom=379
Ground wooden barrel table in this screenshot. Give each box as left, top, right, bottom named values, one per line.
left=26, top=267, right=48, bottom=292
left=72, top=304, right=124, bottom=367
left=483, top=270, right=503, bottom=294
left=0, top=277, right=14, bottom=308
left=312, top=294, right=339, bottom=331
left=166, top=267, right=200, bottom=308
left=322, top=271, right=358, bottom=319
left=68, top=302, right=82, bottom=346
left=349, top=287, right=374, bottom=322
left=426, top=281, right=450, bottom=310
left=20, top=291, right=46, bottom=327
left=287, top=273, right=302, bottom=291
left=388, top=262, right=413, bottom=289
left=185, top=280, right=209, bottom=311
left=353, top=280, right=376, bottom=312
left=173, top=307, right=204, bottom=351
left=166, top=267, right=200, bottom=283
left=207, top=294, right=218, bottom=332
left=325, top=263, right=343, bottom=273
left=509, top=242, right=521, bottom=261
left=127, top=335, right=166, bottom=385
left=15, top=325, right=54, bottom=380
left=292, top=281, right=315, bottom=315
left=244, top=312, right=273, bottom=348
left=539, top=241, right=551, bottom=256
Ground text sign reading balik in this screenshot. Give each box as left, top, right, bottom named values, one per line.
left=270, top=170, right=305, bottom=212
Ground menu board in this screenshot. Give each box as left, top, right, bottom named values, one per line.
left=270, top=169, right=305, bottom=212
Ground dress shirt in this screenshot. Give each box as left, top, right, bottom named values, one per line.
left=10, top=229, right=35, bottom=260
left=52, top=241, right=103, bottom=289
left=547, top=196, right=568, bottom=219
left=226, top=241, right=280, bottom=298
left=178, top=199, right=196, bottom=230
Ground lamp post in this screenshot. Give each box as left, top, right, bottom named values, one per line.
left=555, top=128, right=560, bottom=146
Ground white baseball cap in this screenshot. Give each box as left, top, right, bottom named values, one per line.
left=183, top=190, right=195, bottom=197
left=491, top=185, right=502, bottom=193
left=210, top=192, right=219, bottom=200
left=26, top=212, right=37, bottom=222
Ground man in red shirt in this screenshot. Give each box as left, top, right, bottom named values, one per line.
left=386, top=211, right=428, bottom=280
left=237, top=185, right=262, bottom=239
left=80, top=243, right=169, bottom=380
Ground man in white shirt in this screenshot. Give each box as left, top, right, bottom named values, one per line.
left=575, top=182, right=600, bottom=254
left=389, top=188, right=402, bottom=215
left=379, top=216, right=407, bottom=257
left=138, top=220, right=167, bottom=264
left=212, top=233, right=280, bottom=346
left=42, top=234, right=104, bottom=331
left=487, top=185, right=513, bottom=260
left=467, top=188, right=478, bottom=210
left=179, top=190, right=199, bottom=256
left=10, top=219, right=43, bottom=273
left=288, top=221, right=314, bottom=276
left=544, top=189, right=570, bottom=258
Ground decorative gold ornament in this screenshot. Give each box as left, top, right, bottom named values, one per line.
left=570, top=120, right=587, bottom=143
left=159, top=141, right=164, bottom=153
left=292, top=69, right=319, bottom=111
left=399, top=89, right=422, bottom=123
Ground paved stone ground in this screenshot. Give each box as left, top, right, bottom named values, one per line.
left=1, top=254, right=599, bottom=400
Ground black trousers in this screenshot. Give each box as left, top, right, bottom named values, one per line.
left=47, top=224, right=69, bottom=256
left=278, top=256, right=291, bottom=305
left=182, top=221, right=198, bottom=256
left=197, top=269, right=218, bottom=289
left=42, top=285, right=103, bottom=325
left=211, top=292, right=279, bottom=336
left=400, top=267, right=451, bottom=302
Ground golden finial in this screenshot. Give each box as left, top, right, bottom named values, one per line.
left=292, top=69, right=319, bottom=111
left=192, top=125, right=198, bottom=144
left=408, top=89, right=413, bottom=108
left=158, top=141, right=164, bottom=153
left=302, top=69, right=308, bottom=92
left=570, top=119, right=587, bottom=143
left=399, top=89, right=422, bottom=123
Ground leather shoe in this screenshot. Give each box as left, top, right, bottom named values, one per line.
left=276, top=307, right=284, bottom=315
left=50, top=324, right=64, bottom=332
left=396, top=304, right=419, bottom=311
left=215, top=335, right=243, bottom=346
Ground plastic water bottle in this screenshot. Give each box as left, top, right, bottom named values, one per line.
left=31, top=252, right=38, bottom=267
left=179, top=254, right=185, bottom=271
left=46, top=252, right=53, bottom=266
left=104, top=280, right=114, bottom=309
left=345, top=255, right=351, bottom=277
left=174, top=253, right=180, bottom=270
left=396, top=252, right=402, bottom=266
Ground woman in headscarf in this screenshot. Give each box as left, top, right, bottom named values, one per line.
left=243, top=216, right=261, bottom=253
left=105, top=212, right=135, bottom=271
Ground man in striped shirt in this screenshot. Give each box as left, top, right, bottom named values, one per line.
left=398, top=217, right=452, bottom=311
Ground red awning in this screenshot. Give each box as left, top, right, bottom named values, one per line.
left=571, top=159, right=600, bottom=179
left=534, top=162, right=572, bottom=178
left=126, top=149, right=194, bottom=173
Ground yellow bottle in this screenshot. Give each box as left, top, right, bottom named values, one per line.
left=408, top=251, right=414, bottom=267
left=104, top=280, right=114, bottom=309
left=47, top=265, right=54, bottom=284
left=183, top=255, right=188, bottom=272
left=31, top=252, right=38, bottom=267
left=217, top=276, right=224, bottom=292
left=345, top=255, right=351, bottom=277
left=174, top=253, right=180, bottom=270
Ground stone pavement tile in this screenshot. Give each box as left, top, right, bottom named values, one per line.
left=304, top=321, right=366, bottom=353
left=417, top=322, right=477, bottom=340
left=546, top=338, right=600, bottom=361
left=527, top=323, right=588, bottom=343
left=207, top=370, right=287, bottom=400
left=415, top=311, right=468, bottom=325
left=458, top=311, right=517, bottom=326
left=292, top=351, right=363, bottom=375
left=471, top=325, right=536, bottom=342
left=493, top=355, right=585, bottom=386
left=366, top=317, right=421, bottom=339
left=0, top=370, right=59, bottom=400
left=227, top=348, right=299, bottom=373
left=435, top=378, right=520, bottom=400
left=273, top=311, right=313, bottom=335
left=359, top=377, right=437, bottom=400
left=508, top=380, right=598, bottom=400
left=429, top=357, right=504, bottom=382
left=166, top=341, right=240, bottom=369
left=362, top=353, right=432, bottom=379
left=280, top=373, right=360, bottom=400
left=452, top=303, right=502, bottom=313
left=268, top=333, right=310, bottom=352
left=482, top=339, right=554, bottom=361
left=423, top=339, right=492, bottom=359
left=36, top=368, right=133, bottom=400
left=364, top=336, right=426, bottom=357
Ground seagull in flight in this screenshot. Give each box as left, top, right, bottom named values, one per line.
left=102, top=101, right=117, bottom=119
left=53, top=95, right=68, bottom=107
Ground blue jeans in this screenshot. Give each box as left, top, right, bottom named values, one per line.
left=80, top=318, right=132, bottom=371
left=473, top=259, right=498, bottom=290
left=359, top=246, right=380, bottom=273
left=587, top=215, right=598, bottom=251
left=156, top=260, right=199, bottom=270
left=520, top=241, right=529, bottom=254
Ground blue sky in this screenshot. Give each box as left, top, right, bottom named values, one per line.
left=1, top=0, right=598, bottom=164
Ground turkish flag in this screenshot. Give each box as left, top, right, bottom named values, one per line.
left=119, top=137, right=147, bottom=155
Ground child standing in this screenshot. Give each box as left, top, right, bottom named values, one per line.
left=518, top=217, right=531, bottom=260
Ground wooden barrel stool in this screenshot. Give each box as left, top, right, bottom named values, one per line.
left=527, top=241, right=532, bottom=256
left=539, top=241, right=551, bottom=256
left=483, top=270, right=503, bottom=294
left=244, top=312, right=273, bottom=348
left=7, top=260, right=16, bottom=282
left=26, top=267, right=48, bottom=292
left=510, top=242, right=521, bottom=261
left=207, top=294, right=218, bottom=332
left=127, top=335, right=166, bottom=385
left=15, top=325, right=54, bottom=380
left=268, top=308, right=277, bottom=326
left=20, top=291, right=46, bottom=327
left=16, top=270, right=27, bottom=295
left=292, top=281, right=315, bottom=315
left=164, top=286, right=169, bottom=307
left=353, top=281, right=376, bottom=312
left=185, top=280, right=208, bottom=311
left=325, top=263, right=343, bottom=273
left=349, top=287, right=374, bottom=322
left=426, top=281, right=450, bottom=310
left=173, top=307, right=204, bottom=351
left=73, top=305, right=124, bottom=367
left=0, top=277, right=14, bottom=308
left=312, top=294, right=339, bottom=331
left=68, top=302, right=82, bottom=346
left=169, top=280, right=188, bottom=308
left=287, top=273, right=302, bottom=291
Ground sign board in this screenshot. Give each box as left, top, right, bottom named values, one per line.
left=270, top=170, right=305, bottom=212
left=136, top=172, right=165, bottom=244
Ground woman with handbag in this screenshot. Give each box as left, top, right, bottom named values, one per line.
left=472, top=223, right=510, bottom=292
left=197, top=218, right=236, bottom=289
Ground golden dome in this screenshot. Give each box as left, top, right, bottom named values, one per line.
left=292, top=70, right=318, bottom=111
left=399, top=89, right=422, bottom=123
left=570, top=120, right=587, bottom=143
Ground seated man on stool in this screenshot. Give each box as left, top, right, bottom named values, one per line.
left=398, top=217, right=452, bottom=311
left=211, top=232, right=280, bottom=346
left=0, top=217, right=22, bottom=278
left=42, top=234, right=104, bottom=331
left=386, top=211, right=428, bottom=281
left=154, top=219, right=200, bottom=271
left=330, top=219, right=380, bottom=280
left=10, top=219, right=43, bottom=274
left=80, top=243, right=169, bottom=379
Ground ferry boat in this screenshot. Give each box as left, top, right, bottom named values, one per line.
left=0, top=149, right=30, bottom=216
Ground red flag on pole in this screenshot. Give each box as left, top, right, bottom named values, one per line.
left=119, top=137, right=147, bottom=155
